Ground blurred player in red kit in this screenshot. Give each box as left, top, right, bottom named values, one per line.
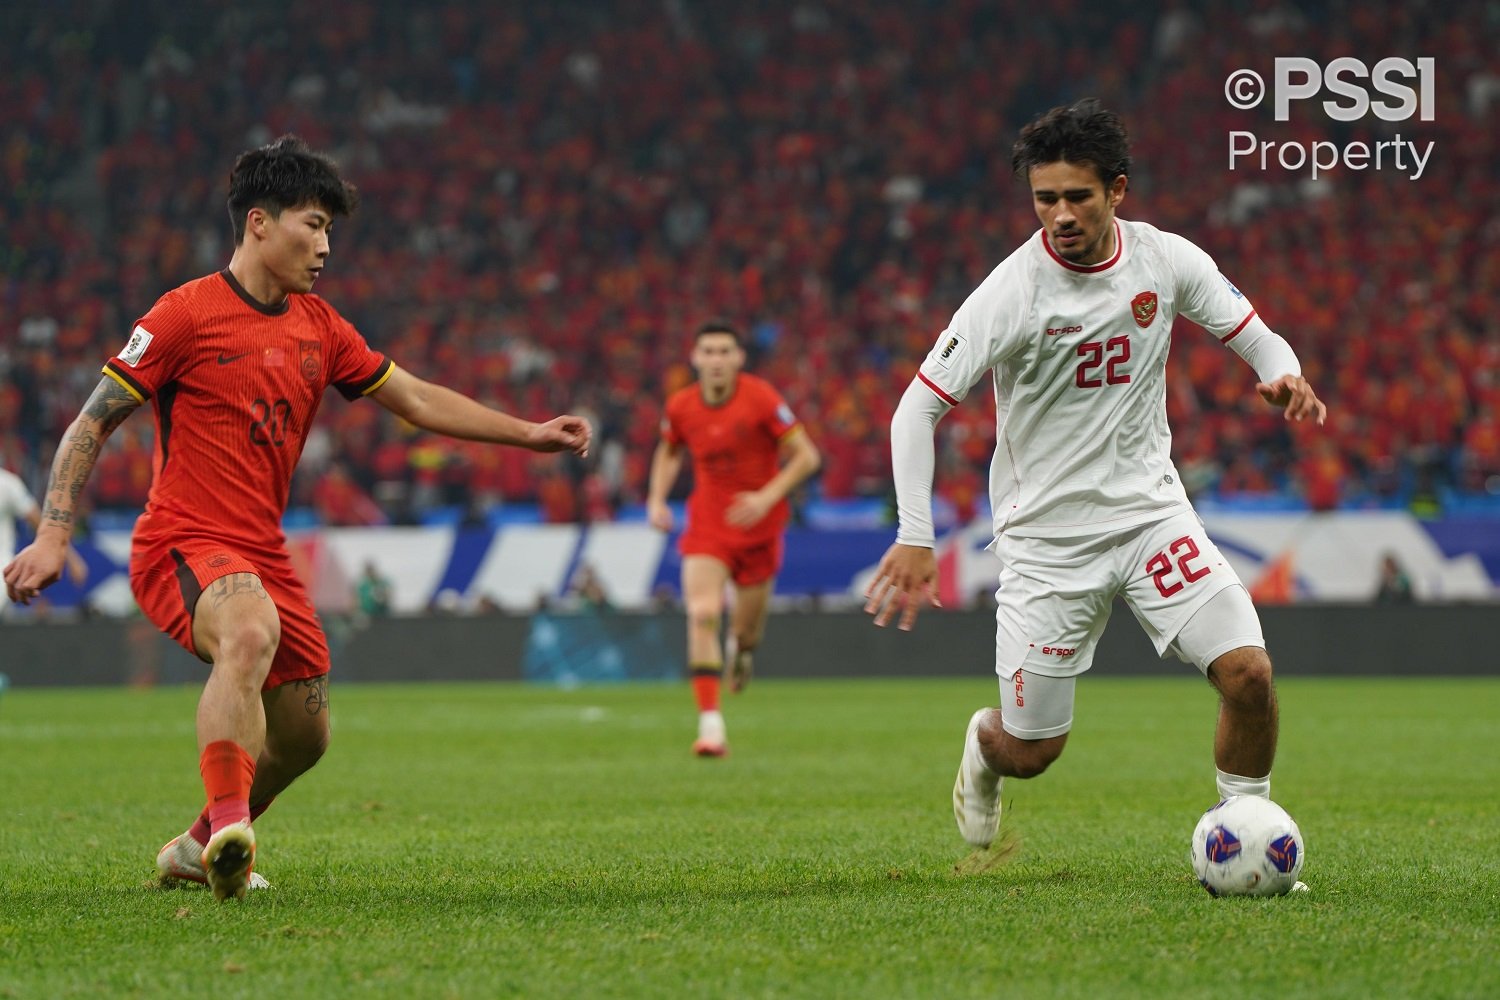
left=3, top=136, right=591, bottom=900
left=647, top=322, right=820, bottom=756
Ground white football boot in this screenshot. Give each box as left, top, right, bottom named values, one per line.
left=953, top=708, right=1003, bottom=848
left=692, top=710, right=728, bottom=757
left=157, top=831, right=270, bottom=890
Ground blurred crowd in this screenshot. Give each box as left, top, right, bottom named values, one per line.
left=2, top=0, right=1497, bottom=528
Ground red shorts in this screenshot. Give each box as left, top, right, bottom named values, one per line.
left=130, top=539, right=330, bottom=690
left=679, top=532, right=784, bottom=587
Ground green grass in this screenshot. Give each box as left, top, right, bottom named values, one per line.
left=1, top=676, right=1496, bottom=999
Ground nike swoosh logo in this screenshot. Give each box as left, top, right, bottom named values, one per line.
left=217, top=351, right=253, bottom=365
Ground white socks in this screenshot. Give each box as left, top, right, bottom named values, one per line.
left=1216, top=768, right=1271, bottom=800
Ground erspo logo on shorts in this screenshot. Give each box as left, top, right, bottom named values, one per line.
left=1041, top=646, right=1077, bottom=657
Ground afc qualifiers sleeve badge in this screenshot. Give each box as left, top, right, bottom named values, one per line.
left=1131, top=290, right=1158, bottom=328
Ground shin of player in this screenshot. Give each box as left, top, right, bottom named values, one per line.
left=647, top=321, right=820, bottom=757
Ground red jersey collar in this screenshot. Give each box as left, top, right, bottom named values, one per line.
left=219, top=269, right=291, bottom=316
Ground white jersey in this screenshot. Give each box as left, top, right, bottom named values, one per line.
left=916, top=218, right=1279, bottom=539
left=0, top=467, right=39, bottom=564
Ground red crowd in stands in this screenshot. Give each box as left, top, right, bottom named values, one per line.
left=2, top=1, right=1496, bottom=527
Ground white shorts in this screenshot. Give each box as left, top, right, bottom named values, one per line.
left=993, top=510, right=1265, bottom=739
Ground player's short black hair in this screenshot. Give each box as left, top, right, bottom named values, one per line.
left=227, top=134, right=359, bottom=244
left=1011, top=98, right=1131, bottom=189
left=694, top=320, right=743, bottom=346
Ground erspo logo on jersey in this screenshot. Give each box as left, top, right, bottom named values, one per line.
left=933, top=331, right=968, bottom=370
left=1224, top=57, right=1436, bottom=181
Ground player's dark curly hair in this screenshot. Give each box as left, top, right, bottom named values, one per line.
left=695, top=320, right=743, bottom=345
left=227, top=134, right=359, bottom=244
left=1011, top=98, right=1131, bottom=188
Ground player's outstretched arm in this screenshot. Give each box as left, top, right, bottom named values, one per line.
left=645, top=439, right=683, bottom=532
left=1256, top=373, right=1327, bottom=425
left=865, top=378, right=953, bottom=631
left=371, top=366, right=591, bottom=456
left=4, top=376, right=138, bottom=604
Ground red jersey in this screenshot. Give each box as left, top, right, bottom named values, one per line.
left=661, top=373, right=799, bottom=545
left=103, top=270, right=391, bottom=554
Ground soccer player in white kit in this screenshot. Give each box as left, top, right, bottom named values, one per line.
left=863, top=100, right=1327, bottom=852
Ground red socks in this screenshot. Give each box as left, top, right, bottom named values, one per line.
left=199, top=740, right=255, bottom=835
left=690, top=664, right=722, bottom=713
left=189, top=796, right=274, bottom=846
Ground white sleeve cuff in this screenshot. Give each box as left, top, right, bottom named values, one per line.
left=1224, top=315, right=1301, bottom=383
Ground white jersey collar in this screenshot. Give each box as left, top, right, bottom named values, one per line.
left=1040, top=219, right=1124, bottom=274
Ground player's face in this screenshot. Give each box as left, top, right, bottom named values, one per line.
left=1029, top=161, right=1127, bottom=266
left=262, top=204, right=333, bottom=294
left=691, top=333, right=745, bottom=391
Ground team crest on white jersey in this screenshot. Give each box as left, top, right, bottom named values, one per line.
left=1131, top=291, right=1158, bottom=328
left=933, top=331, right=967, bottom=369
left=119, top=325, right=153, bottom=367
left=1219, top=273, right=1244, bottom=298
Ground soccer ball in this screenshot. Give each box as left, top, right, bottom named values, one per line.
left=1190, top=795, right=1304, bottom=896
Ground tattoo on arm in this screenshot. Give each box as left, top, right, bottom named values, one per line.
left=206, top=573, right=270, bottom=610
left=295, top=676, right=329, bottom=715
left=40, top=378, right=141, bottom=531
left=82, top=377, right=141, bottom=433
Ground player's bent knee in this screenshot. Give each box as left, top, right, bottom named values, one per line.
left=217, top=614, right=281, bottom=659
left=267, top=722, right=329, bottom=774
left=686, top=604, right=723, bottom=632
left=1210, top=646, right=1274, bottom=705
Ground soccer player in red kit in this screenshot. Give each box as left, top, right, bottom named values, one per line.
left=647, top=322, right=820, bottom=756
left=3, top=136, right=591, bottom=900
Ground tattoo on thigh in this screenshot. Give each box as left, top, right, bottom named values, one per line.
left=207, top=573, right=269, bottom=609
left=296, top=676, right=328, bottom=715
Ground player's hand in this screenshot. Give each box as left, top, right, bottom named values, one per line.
left=4, top=537, right=69, bottom=606
left=646, top=499, right=674, bottom=532
left=863, top=542, right=942, bottom=631
left=528, top=415, right=592, bottom=457
left=1257, top=375, right=1326, bottom=425
left=726, top=490, right=774, bottom=529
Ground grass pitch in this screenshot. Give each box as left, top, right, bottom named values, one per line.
left=1, top=675, right=1496, bottom=999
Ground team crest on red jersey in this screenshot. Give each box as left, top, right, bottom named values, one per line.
left=298, top=340, right=323, bottom=383
left=1131, top=291, right=1158, bottom=328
